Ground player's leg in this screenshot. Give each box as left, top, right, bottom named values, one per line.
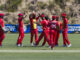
left=44, top=30, right=50, bottom=46
left=55, top=31, right=60, bottom=46
left=64, top=29, right=71, bottom=47
left=36, top=32, right=44, bottom=45
left=34, top=29, right=38, bottom=43
left=17, top=33, right=21, bottom=45
left=30, top=30, right=34, bottom=44
left=41, top=36, right=47, bottom=46
left=62, top=31, right=67, bottom=47
left=20, top=31, right=24, bottom=45
left=0, top=33, right=5, bottom=46
left=50, top=30, right=54, bottom=49
left=42, top=29, right=50, bottom=46
left=53, top=31, right=57, bottom=47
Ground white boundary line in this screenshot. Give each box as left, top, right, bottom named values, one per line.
left=0, top=50, right=80, bottom=53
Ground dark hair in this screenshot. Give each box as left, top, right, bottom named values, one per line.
left=32, top=14, right=36, bottom=19
left=29, top=14, right=33, bottom=19
left=45, top=16, right=49, bottom=20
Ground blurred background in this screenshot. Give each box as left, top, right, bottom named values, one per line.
left=0, top=0, right=80, bottom=33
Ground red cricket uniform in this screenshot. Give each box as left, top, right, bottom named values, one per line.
left=36, top=19, right=50, bottom=46
left=0, top=18, right=5, bottom=46
left=55, top=21, right=62, bottom=46
left=49, top=20, right=59, bottom=48
left=17, top=17, right=24, bottom=44
left=30, top=17, right=39, bottom=44
left=62, top=18, right=70, bottom=46
left=42, top=20, right=50, bottom=46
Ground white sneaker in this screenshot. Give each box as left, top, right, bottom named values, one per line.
left=31, top=43, right=34, bottom=46
left=50, top=47, right=54, bottom=50
left=67, top=44, right=72, bottom=47
left=17, top=44, right=21, bottom=47
left=49, top=46, right=51, bottom=48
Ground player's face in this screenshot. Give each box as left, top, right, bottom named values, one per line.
left=19, top=15, right=23, bottom=18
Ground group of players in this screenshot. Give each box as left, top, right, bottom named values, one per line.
left=0, top=12, right=71, bottom=50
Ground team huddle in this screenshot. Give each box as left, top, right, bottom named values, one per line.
left=0, top=12, right=72, bottom=50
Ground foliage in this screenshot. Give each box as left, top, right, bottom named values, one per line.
left=0, top=0, right=22, bottom=12
left=37, top=2, right=47, bottom=9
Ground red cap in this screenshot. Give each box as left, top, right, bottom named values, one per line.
left=62, top=13, right=66, bottom=17
left=52, top=16, right=56, bottom=19
left=18, top=13, right=23, bottom=16
left=0, top=13, right=4, bottom=16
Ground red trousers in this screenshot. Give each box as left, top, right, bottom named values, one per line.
left=36, top=29, right=50, bottom=46
left=0, top=32, right=5, bottom=46
left=62, top=28, right=70, bottom=45
left=30, top=29, right=38, bottom=43
left=50, top=30, right=57, bottom=48
left=42, top=29, right=50, bottom=46
left=17, top=29, right=24, bottom=44
left=55, top=30, right=60, bottom=45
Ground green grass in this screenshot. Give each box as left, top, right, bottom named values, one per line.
left=2, top=33, right=80, bottom=50
left=0, top=33, right=80, bottom=60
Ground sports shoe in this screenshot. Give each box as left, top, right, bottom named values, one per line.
left=17, top=44, right=21, bottom=47
left=51, top=47, right=54, bottom=50
left=33, top=43, right=37, bottom=47
left=62, top=44, right=66, bottom=47
left=49, top=46, right=51, bottom=48
left=55, top=44, right=59, bottom=47
left=67, top=44, right=72, bottom=47
left=30, top=43, right=34, bottom=46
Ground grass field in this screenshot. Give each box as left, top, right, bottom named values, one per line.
left=0, top=33, right=80, bottom=60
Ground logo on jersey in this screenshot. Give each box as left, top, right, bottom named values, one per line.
left=51, top=22, right=57, bottom=29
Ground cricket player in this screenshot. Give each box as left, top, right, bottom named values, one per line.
left=29, top=12, right=40, bottom=46
left=17, top=13, right=24, bottom=47
left=35, top=14, right=50, bottom=46
left=61, top=13, right=71, bottom=47
left=41, top=15, right=50, bottom=46
left=55, top=16, right=62, bottom=46
left=49, top=16, right=59, bottom=49
left=0, top=13, right=5, bottom=47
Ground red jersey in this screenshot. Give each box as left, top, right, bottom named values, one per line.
left=0, top=18, right=5, bottom=32
left=18, top=17, right=23, bottom=29
left=63, top=18, right=68, bottom=29
left=46, top=20, right=50, bottom=30
left=49, top=20, right=59, bottom=30
left=41, top=19, right=49, bottom=30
